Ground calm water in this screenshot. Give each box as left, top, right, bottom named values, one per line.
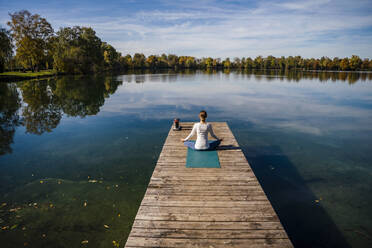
left=0, top=70, right=372, bottom=248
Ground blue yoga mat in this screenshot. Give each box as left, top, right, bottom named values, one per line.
left=186, top=141, right=220, bottom=168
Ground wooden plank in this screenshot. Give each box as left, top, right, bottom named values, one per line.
left=126, top=237, right=293, bottom=248
left=129, top=228, right=289, bottom=239
left=134, top=213, right=279, bottom=222
left=125, top=122, right=293, bottom=247
left=145, top=188, right=266, bottom=196
left=138, top=206, right=275, bottom=214
left=132, top=220, right=285, bottom=230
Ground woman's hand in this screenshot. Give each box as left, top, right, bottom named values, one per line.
left=219, top=138, right=223, bottom=141
left=180, top=138, right=185, bottom=142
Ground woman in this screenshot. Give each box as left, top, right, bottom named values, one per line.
left=181, top=110, right=223, bottom=150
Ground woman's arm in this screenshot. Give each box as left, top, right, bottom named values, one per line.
left=208, top=124, right=220, bottom=140
left=182, top=124, right=196, bottom=141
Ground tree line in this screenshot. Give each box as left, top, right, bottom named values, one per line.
left=1, top=10, right=372, bottom=74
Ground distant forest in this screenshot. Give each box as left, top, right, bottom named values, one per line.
left=1, top=10, right=372, bottom=74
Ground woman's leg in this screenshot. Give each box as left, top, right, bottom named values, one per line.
left=184, top=141, right=196, bottom=150
left=208, top=140, right=221, bottom=150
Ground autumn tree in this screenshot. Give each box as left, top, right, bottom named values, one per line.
left=185, top=57, right=196, bottom=68
left=349, top=55, right=362, bottom=71
left=122, top=54, right=133, bottom=68
left=223, top=58, right=231, bottom=68
left=340, top=58, right=350, bottom=71
left=167, top=54, right=178, bottom=68
left=146, top=55, right=158, bottom=68
left=7, top=10, right=54, bottom=71
left=102, top=42, right=121, bottom=70
left=133, top=53, right=146, bottom=68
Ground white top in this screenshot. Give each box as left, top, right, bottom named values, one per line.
left=184, top=122, right=219, bottom=150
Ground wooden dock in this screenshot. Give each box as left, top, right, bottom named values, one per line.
left=125, top=122, right=293, bottom=248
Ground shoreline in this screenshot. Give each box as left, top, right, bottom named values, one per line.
left=0, top=71, right=60, bottom=82
left=1, top=68, right=370, bottom=83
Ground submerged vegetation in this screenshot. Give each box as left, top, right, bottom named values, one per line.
left=1, top=10, right=371, bottom=75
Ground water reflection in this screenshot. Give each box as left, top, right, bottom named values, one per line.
left=0, top=70, right=372, bottom=248
left=3, top=76, right=122, bottom=138
left=0, top=83, right=22, bottom=155
left=122, top=69, right=372, bottom=84
left=21, top=80, right=63, bottom=135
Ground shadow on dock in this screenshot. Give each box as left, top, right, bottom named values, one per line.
left=242, top=145, right=352, bottom=248
left=217, top=145, right=241, bottom=150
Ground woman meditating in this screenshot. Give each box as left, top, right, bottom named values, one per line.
left=181, top=110, right=223, bottom=150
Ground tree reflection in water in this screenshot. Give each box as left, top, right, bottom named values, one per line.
left=0, top=83, right=22, bottom=155
left=0, top=75, right=122, bottom=154
left=21, top=79, right=62, bottom=135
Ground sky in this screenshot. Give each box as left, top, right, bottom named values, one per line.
left=1, top=0, right=372, bottom=59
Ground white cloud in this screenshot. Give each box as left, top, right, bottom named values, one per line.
left=1, top=0, right=372, bottom=58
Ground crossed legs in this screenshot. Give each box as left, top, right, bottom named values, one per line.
left=183, top=140, right=221, bottom=151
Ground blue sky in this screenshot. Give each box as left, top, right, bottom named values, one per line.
left=1, top=0, right=372, bottom=58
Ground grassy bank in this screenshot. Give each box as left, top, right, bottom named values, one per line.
left=0, top=70, right=58, bottom=81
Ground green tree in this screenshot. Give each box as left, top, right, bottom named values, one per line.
left=223, top=58, right=231, bottom=68
left=52, top=26, right=103, bottom=73
left=244, top=57, right=253, bottom=69
left=122, top=54, right=133, bottom=68
left=185, top=57, right=196, bottom=68
left=0, top=28, right=13, bottom=72
left=102, top=42, right=121, bottom=70
left=133, top=53, right=146, bottom=68
left=205, top=57, right=213, bottom=68
left=253, top=56, right=263, bottom=69
left=167, top=54, right=178, bottom=68
left=349, top=55, right=362, bottom=71
left=340, top=58, right=350, bottom=71
left=7, top=10, right=54, bottom=71
left=146, top=55, right=158, bottom=68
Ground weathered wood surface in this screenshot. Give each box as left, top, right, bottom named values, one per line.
left=125, top=122, right=293, bottom=248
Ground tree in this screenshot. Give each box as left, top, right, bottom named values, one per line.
left=7, top=10, right=54, bottom=71
left=167, top=54, right=178, bottom=68
left=349, top=55, right=362, bottom=71
left=223, top=58, right=231, bottom=68
left=332, top=57, right=340, bottom=70
left=0, top=28, right=13, bottom=72
left=122, top=54, right=133, bottom=68
left=253, top=56, right=263, bottom=69
left=185, top=57, right=196, bottom=68
left=205, top=57, right=213, bottom=68
left=233, top=57, right=241, bottom=68
left=146, top=55, right=158, bottom=68
left=52, top=26, right=103, bottom=73
left=361, top=58, right=369, bottom=70
left=102, top=42, right=120, bottom=70
left=133, top=53, right=146, bottom=68
left=340, top=58, right=350, bottom=71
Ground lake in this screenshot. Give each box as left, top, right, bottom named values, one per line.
left=0, top=70, right=371, bottom=248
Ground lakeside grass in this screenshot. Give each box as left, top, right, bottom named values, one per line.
left=0, top=70, right=57, bottom=81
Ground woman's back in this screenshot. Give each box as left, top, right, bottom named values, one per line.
left=185, top=122, right=218, bottom=150
left=194, top=122, right=209, bottom=149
